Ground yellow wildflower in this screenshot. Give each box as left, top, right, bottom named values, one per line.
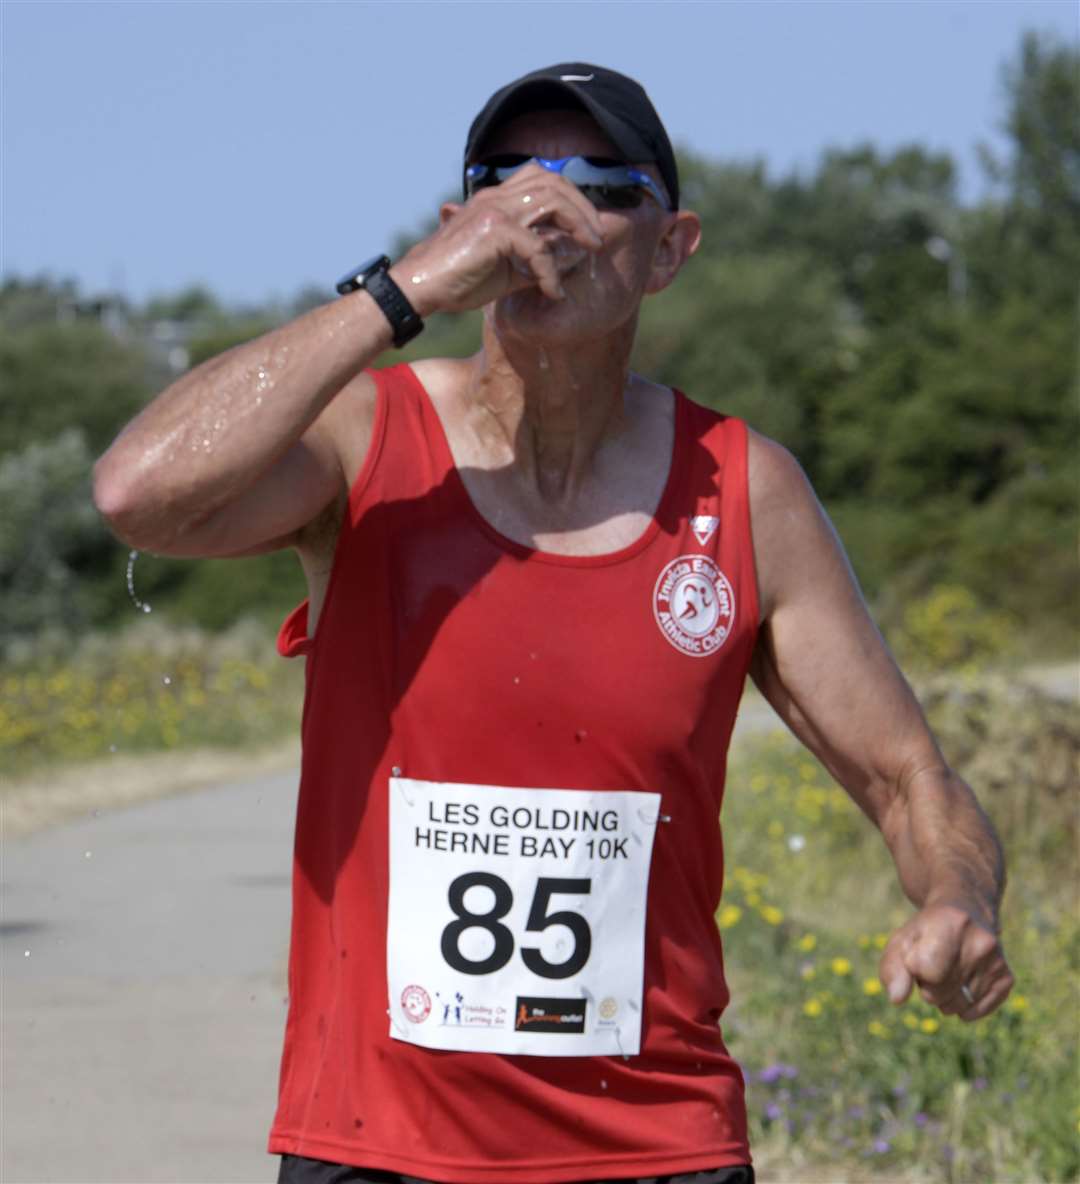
left=803, top=999, right=823, bottom=1018
left=760, top=905, right=784, bottom=926
left=717, top=905, right=743, bottom=930
left=868, top=1020, right=889, bottom=1038
left=863, top=978, right=883, bottom=996
left=1006, top=994, right=1029, bottom=1014
left=747, top=891, right=762, bottom=908
left=797, top=934, right=817, bottom=952
left=920, top=1018, right=940, bottom=1034
left=873, top=934, right=889, bottom=950
left=903, top=1014, right=919, bottom=1030
left=830, top=957, right=852, bottom=976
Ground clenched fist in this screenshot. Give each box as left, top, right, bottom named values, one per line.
left=879, top=902, right=1014, bottom=1021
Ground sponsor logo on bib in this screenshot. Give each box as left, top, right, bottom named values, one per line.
left=401, top=984, right=431, bottom=1023
left=653, top=554, right=735, bottom=657
left=514, top=996, right=587, bottom=1034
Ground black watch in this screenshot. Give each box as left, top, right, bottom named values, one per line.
left=335, top=255, right=423, bottom=348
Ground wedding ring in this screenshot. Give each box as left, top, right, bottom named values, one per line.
left=960, top=983, right=976, bottom=1006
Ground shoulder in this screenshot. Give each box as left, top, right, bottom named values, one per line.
left=747, top=428, right=817, bottom=514
left=745, top=428, right=850, bottom=620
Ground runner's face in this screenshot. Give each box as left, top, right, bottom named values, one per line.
left=476, top=109, right=674, bottom=344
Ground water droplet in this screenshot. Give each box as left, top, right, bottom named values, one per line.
left=125, top=551, right=152, bottom=614
left=24, top=950, right=31, bottom=958
left=522, top=194, right=533, bottom=205
left=600, top=1079, right=608, bottom=1091
left=84, top=850, right=92, bottom=859
left=589, top=252, right=597, bottom=281
left=513, top=676, right=520, bottom=685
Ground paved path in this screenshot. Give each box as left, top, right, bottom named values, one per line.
left=3, top=771, right=298, bottom=1184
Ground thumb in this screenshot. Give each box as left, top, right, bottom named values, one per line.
left=879, top=935, right=914, bottom=1004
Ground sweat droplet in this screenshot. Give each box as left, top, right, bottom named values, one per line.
left=589, top=253, right=597, bottom=281
left=84, top=851, right=92, bottom=859
left=600, top=1079, right=608, bottom=1091
left=24, top=950, right=30, bottom=958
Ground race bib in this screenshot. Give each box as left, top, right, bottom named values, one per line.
left=387, top=778, right=661, bottom=1057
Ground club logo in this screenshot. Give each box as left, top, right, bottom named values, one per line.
left=690, top=515, right=719, bottom=547
left=514, top=996, right=587, bottom=1034
left=401, top=984, right=431, bottom=1023
left=653, top=555, right=735, bottom=658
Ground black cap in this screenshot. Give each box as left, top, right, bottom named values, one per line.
left=464, top=63, right=679, bottom=209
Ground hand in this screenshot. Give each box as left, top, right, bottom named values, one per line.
left=878, top=902, right=1014, bottom=1021
left=391, top=165, right=605, bottom=316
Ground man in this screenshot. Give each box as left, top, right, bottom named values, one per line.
left=93, top=64, right=1013, bottom=1184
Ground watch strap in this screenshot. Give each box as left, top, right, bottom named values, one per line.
left=336, top=256, right=423, bottom=349
left=364, top=266, right=424, bottom=348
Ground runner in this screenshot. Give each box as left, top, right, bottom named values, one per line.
left=93, top=62, right=1013, bottom=1184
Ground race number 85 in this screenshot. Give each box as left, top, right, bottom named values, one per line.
left=440, top=872, right=592, bottom=979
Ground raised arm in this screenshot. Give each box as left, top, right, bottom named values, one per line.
left=93, top=166, right=604, bottom=558
left=747, top=431, right=1014, bottom=1021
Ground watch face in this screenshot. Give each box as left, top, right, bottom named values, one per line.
left=335, top=255, right=390, bottom=295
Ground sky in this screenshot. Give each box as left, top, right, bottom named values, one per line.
left=2, top=0, right=1076, bottom=309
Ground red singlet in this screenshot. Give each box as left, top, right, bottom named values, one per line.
left=270, top=364, right=759, bottom=1182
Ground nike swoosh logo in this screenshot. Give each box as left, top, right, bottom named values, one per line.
left=560, top=73, right=594, bottom=82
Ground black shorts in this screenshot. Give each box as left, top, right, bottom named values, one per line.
left=278, top=1154, right=754, bottom=1184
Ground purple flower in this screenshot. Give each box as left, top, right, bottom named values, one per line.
left=759, top=1064, right=784, bottom=1084
left=848, top=1105, right=866, bottom=1120
left=914, top=1112, right=929, bottom=1128
left=782, top=1063, right=799, bottom=1079
left=973, top=1076, right=988, bottom=1091
left=764, top=1102, right=783, bottom=1121
left=872, top=1138, right=891, bottom=1154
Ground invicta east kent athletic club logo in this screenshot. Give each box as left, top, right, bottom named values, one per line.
left=653, top=555, right=735, bottom=657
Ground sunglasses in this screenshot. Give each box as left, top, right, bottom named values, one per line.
left=465, top=154, right=670, bottom=211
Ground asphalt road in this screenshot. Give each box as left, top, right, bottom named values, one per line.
left=3, top=770, right=297, bottom=1184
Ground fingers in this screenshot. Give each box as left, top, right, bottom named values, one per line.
left=879, top=933, right=915, bottom=1004
left=476, top=165, right=604, bottom=252
left=879, top=905, right=1015, bottom=1023
left=502, top=224, right=568, bottom=301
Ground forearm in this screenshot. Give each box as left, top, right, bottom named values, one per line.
left=880, top=765, right=1006, bottom=931
left=92, top=285, right=394, bottom=548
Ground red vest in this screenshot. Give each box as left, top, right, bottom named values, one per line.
left=270, top=364, right=758, bottom=1181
